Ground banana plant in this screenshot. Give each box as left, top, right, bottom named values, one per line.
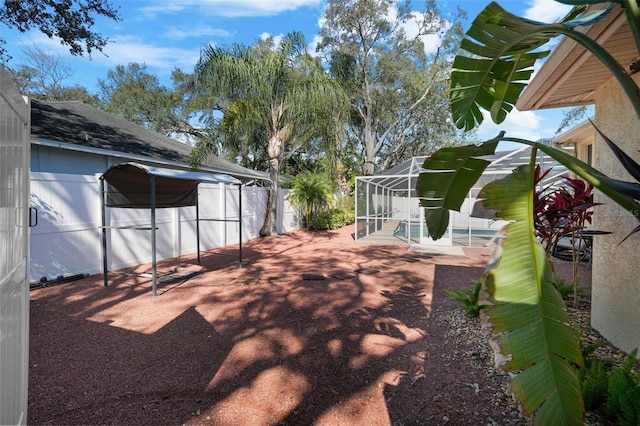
left=417, top=1, right=640, bottom=424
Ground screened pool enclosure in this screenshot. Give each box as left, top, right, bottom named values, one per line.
left=354, top=146, right=568, bottom=248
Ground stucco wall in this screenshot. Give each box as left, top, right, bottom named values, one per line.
left=592, top=73, right=640, bottom=353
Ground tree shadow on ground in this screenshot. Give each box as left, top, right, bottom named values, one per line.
left=29, top=229, right=492, bottom=425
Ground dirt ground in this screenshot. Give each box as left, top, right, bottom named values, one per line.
left=28, top=225, right=588, bottom=425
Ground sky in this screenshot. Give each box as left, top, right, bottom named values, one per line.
left=3, top=0, right=578, bottom=149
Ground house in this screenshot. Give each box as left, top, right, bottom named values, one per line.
left=552, top=119, right=595, bottom=166
left=28, top=99, right=298, bottom=283
left=30, top=99, right=267, bottom=180
left=517, top=3, right=640, bottom=353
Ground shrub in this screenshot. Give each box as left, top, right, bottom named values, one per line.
left=288, top=171, right=334, bottom=230
left=444, top=280, right=487, bottom=318
left=308, top=207, right=354, bottom=230
left=552, top=276, right=589, bottom=300
left=580, top=358, right=608, bottom=411
left=606, top=349, right=640, bottom=425
left=577, top=345, right=640, bottom=424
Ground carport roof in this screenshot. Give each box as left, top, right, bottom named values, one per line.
left=101, top=162, right=241, bottom=209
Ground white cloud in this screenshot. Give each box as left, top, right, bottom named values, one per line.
left=308, top=34, right=323, bottom=57
left=259, top=32, right=284, bottom=47
left=523, top=0, right=573, bottom=23
left=10, top=30, right=200, bottom=76
left=475, top=109, right=545, bottom=143
left=141, top=0, right=322, bottom=18
left=96, top=35, right=201, bottom=73
left=401, top=10, right=447, bottom=55
left=165, top=26, right=233, bottom=40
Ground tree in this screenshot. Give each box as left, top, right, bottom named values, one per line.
left=417, top=2, right=640, bottom=423
left=288, top=171, right=334, bottom=230
left=0, top=0, right=120, bottom=63
left=97, top=63, right=197, bottom=139
left=9, top=44, right=97, bottom=104
left=193, top=32, right=348, bottom=236
left=317, top=0, right=466, bottom=175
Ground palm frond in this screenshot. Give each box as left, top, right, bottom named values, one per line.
left=415, top=139, right=498, bottom=239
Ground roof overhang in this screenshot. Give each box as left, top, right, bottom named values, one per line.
left=516, top=3, right=639, bottom=111
left=552, top=119, right=595, bottom=146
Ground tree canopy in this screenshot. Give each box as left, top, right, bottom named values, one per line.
left=0, top=0, right=120, bottom=63
left=193, top=32, right=348, bottom=236
left=97, top=63, right=198, bottom=139
left=9, top=43, right=97, bottom=103
left=317, top=0, right=469, bottom=175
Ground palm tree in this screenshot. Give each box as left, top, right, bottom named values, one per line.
left=288, top=171, right=334, bottom=230
left=195, top=32, right=347, bottom=236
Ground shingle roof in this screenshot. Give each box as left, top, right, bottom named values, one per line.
left=30, top=99, right=268, bottom=181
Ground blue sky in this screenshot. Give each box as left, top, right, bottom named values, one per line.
left=3, top=0, right=577, bottom=147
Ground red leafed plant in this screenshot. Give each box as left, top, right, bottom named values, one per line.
left=533, top=166, right=609, bottom=305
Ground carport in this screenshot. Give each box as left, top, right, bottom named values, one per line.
left=100, top=162, right=243, bottom=297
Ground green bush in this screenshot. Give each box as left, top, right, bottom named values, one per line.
left=580, top=358, right=608, bottom=411
left=308, top=207, right=354, bottom=230
left=334, top=195, right=354, bottom=211
left=552, top=276, right=589, bottom=300
left=606, top=349, right=640, bottom=425
left=577, top=346, right=640, bottom=424
left=444, top=280, right=487, bottom=318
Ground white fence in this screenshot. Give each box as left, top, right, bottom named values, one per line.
left=29, top=172, right=299, bottom=283
left=1, top=69, right=30, bottom=425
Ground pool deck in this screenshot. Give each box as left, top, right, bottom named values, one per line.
left=356, top=220, right=501, bottom=248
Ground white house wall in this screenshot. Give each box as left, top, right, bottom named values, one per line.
left=591, top=73, right=640, bottom=353
left=31, top=144, right=109, bottom=174
left=29, top=172, right=290, bottom=283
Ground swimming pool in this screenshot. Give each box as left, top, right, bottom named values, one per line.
left=393, top=221, right=498, bottom=241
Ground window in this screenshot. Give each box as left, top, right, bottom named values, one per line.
left=584, top=143, right=593, bottom=166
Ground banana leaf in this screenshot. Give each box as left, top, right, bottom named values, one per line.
left=590, top=120, right=640, bottom=183
left=450, top=2, right=618, bottom=131
left=415, top=139, right=498, bottom=239
left=481, top=165, right=584, bottom=424
left=498, top=136, right=640, bottom=241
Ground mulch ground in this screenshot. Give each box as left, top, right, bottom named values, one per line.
left=29, top=225, right=569, bottom=425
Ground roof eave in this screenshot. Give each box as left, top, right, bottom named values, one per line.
left=32, top=138, right=270, bottom=182
left=551, top=119, right=595, bottom=145
left=516, top=3, right=628, bottom=112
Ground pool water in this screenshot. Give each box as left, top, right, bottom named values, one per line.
left=393, top=221, right=498, bottom=240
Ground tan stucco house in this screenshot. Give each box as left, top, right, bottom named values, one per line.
left=552, top=119, right=595, bottom=166
left=517, top=3, right=640, bottom=353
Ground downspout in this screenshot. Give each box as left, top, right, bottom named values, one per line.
left=100, top=177, right=108, bottom=288
left=151, top=175, right=157, bottom=298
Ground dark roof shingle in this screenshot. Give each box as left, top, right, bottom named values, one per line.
left=30, top=99, right=267, bottom=181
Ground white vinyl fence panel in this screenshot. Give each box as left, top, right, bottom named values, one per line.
left=0, top=70, right=30, bottom=425
left=29, top=172, right=297, bottom=283
left=30, top=173, right=101, bottom=280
